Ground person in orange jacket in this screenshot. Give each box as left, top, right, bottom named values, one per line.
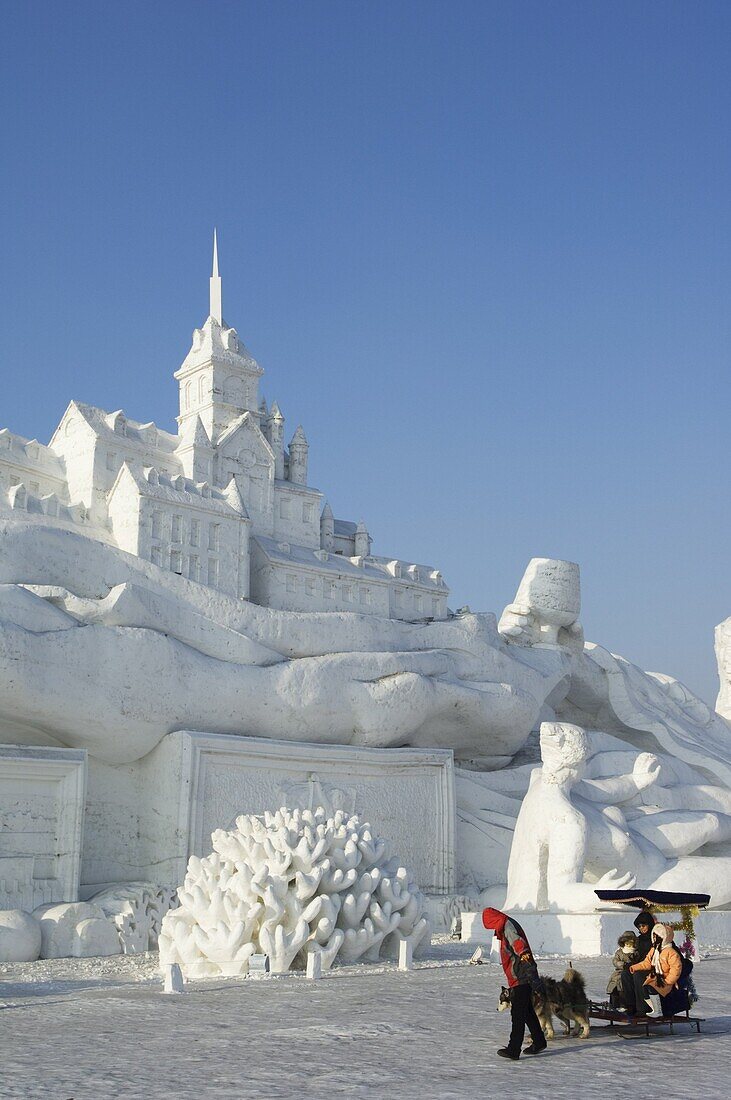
left=482, top=907, right=546, bottom=1060
left=629, top=922, right=684, bottom=1017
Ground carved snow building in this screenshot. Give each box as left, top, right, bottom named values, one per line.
left=0, top=236, right=449, bottom=620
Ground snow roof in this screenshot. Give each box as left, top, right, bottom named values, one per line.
left=0, top=428, right=66, bottom=478
left=113, top=463, right=247, bottom=518
left=65, top=402, right=180, bottom=455
left=253, top=535, right=390, bottom=583
left=177, top=316, right=263, bottom=377
left=253, top=536, right=446, bottom=589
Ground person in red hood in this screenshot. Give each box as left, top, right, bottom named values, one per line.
left=482, top=907, right=546, bottom=1060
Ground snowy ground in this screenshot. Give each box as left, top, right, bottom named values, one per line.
left=1, top=940, right=730, bottom=1099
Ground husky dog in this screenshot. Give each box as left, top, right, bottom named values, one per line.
left=498, top=965, right=590, bottom=1039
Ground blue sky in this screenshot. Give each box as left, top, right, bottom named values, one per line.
left=1, top=1, right=729, bottom=704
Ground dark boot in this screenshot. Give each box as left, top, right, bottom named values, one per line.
left=523, top=1041, right=547, bottom=1055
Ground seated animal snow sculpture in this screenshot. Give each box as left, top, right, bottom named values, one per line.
left=504, top=722, right=731, bottom=911
left=159, top=807, right=430, bottom=979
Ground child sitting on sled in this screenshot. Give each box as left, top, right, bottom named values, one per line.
left=607, top=930, right=640, bottom=1012
left=629, top=923, right=693, bottom=1017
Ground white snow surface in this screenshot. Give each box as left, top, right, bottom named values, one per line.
left=1, top=939, right=729, bottom=1098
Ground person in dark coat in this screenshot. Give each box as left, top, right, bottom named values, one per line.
left=607, top=931, right=640, bottom=1011
left=631, top=910, right=656, bottom=1015
left=482, top=907, right=546, bottom=1060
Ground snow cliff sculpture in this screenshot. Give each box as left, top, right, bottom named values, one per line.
left=503, top=722, right=731, bottom=911
left=159, top=807, right=429, bottom=978
left=0, top=515, right=563, bottom=767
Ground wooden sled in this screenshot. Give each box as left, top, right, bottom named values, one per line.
left=588, top=1000, right=704, bottom=1036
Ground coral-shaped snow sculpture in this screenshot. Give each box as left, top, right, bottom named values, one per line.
left=159, top=807, right=430, bottom=978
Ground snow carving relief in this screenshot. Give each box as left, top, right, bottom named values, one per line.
left=159, top=808, right=430, bottom=978
left=89, top=883, right=177, bottom=953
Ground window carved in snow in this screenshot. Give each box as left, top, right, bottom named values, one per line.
left=171, top=514, right=182, bottom=543
left=190, top=519, right=200, bottom=546
left=208, top=523, right=220, bottom=552
left=286, top=574, right=297, bottom=593
left=208, top=558, right=219, bottom=587
left=170, top=549, right=182, bottom=574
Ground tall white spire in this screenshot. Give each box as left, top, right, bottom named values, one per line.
left=209, top=228, right=222, bottom=324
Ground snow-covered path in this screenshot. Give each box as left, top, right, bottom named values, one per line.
left=1, top=944, right=729, bottom=1099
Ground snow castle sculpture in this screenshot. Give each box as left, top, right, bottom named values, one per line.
left=1, top=237, right=731, bottom=962
left=0, top=232, right=447, bottom=621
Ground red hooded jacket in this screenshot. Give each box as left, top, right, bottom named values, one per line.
left=482, top=907, right=539, bottom=988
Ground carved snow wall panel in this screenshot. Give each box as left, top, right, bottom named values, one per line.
left=146, top=732, right=455, bottom=895
left=0, top=744, right=86, bottom=909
